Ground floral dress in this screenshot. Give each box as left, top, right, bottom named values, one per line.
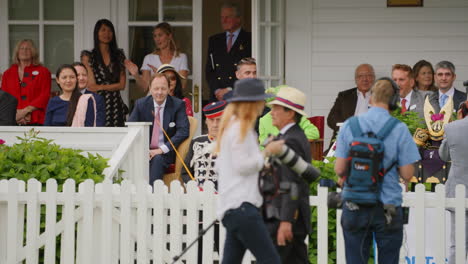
left=86, top=49, right=128, bottom=127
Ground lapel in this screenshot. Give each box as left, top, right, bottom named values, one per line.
left=410, top=90, right=420, bottom=108
left=144, top=96, right=155, bottom=122
left=163, top=96, right=173, bottom=132
left=221, top=32, right=228, bottom=54
left=228, top=29, right=244, bottom=55
left=350, top=88, right=358, bottom=109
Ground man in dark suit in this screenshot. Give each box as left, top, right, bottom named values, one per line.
left=206, top=3, right=251, bottom=101
left=129, top=73, right=189, bottom=185
left=0, top=90, right=18, bottom=126
left=327, top=63, right=375, bottom=143
left=392, top=64, right=427, bottom=119
left=429, top=61, right=467, bottom=113
left=266, top=87, right=311, bottom=263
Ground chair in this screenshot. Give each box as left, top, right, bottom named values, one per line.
left=308, top=116, right=324, bottom=161
left=163, top=116, right=198, bottom=187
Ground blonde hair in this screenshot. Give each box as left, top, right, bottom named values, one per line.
left=214, top=101, right=264, bottom=153
left=152, top=22, right=180, bottom=57
left=12, top=39, right=40, bottom=65
left=371, top=80, right=395, bottom=105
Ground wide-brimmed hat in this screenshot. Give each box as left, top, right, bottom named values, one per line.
left=203, top=100, right=227, bottom=119
left=268, top=86, right=308, bottom=116
left=156, top=64, right=186, bottom=80
left=227, top=78, right=273, bottom=102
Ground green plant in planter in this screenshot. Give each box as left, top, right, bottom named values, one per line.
left=0, top=129, right=108, bottom=187
left=390, top=107, right=426, bottom=135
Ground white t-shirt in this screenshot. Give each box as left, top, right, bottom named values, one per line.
left=140, top=53, right=189, bottom=73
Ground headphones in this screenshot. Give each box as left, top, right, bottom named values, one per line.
left=376, top=77, right=400, bottom=111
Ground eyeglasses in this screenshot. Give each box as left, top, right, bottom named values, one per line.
left=356, top=74, right=374, bottom=79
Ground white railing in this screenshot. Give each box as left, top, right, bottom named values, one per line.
left=0, top=179, right=466, bottom=264
left=0, top=122, right=150, bottom=184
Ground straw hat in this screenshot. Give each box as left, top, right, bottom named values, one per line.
left=156, top=64, right=186, bottom=80
left=268, top=86, right=308, bottom=116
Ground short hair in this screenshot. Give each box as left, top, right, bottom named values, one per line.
left=392, top=64, right=414, bottom=79
left=354, top=63, right=375, bottom=78
left=283, top=106, right=302, bottom=123
left=12, top=39, right=40, bottom=65
left=237, top=57, right=256, bottom=71
left=150, top=72, right=170, bottom=87
left=371, top=80, right=395, bottom=105
left=222, top=2, right=241, bottom=17
left=71, top=62, right=87, bottom=71
left=435, top=61, right=456, bottom=75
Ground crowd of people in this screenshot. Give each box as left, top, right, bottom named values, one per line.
left=1, top=2, right=468, bottom=264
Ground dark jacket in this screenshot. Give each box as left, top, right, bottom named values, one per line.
left=84, top=89, right=105, bottom=127
left=428, top=88, right=467, bottom=113
left=270, top=124, right=311, bottom=235
left=205, top=29, right=251, bottom=100
left=0, top=90, right=18, bottom=126
left=128, top=95, right=189, bottom=164
left=327, top=87, right=358, bottom=141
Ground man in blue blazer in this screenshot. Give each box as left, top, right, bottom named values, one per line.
left=129, top=73, right=189, bottom=185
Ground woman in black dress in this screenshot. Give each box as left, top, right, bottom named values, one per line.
left=82, top=19, right=128, bottom=127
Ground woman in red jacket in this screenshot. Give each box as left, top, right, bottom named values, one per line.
left=1, top=39, right=51, bottom=125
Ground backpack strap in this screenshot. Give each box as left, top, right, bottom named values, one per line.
left=376, top=117, right=400, bottom=140
left=348, top=116, right=363, bottom=138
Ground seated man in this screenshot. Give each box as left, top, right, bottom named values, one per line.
left=182, top=100, right=226, bottom=189
left=259, top=85, right=319, bottom=145
left=129, top=73, right=189, bottom=185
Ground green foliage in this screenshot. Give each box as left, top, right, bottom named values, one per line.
left=0, top=129, right=108, bottom=187
left=391, top=108, right=426, bottom=135
left=309, top=157, right=339, bottom=264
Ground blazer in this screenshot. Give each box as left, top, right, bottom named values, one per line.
left=407, top=89, right=428, bottom=119
left=439, top=117, right=468, bottom=198
left=271, top=124, right=311, bottom=235
left=327, top=87, right=358, bottom=140
left=84, top=89, right=105, bottom=127
left=0, top=90, right=18, bottom=126
left=428, top=88, right=467, bottom=113
left=128, top=95, right=189, bottom=164
left=205, top=28, right=251, bottom=100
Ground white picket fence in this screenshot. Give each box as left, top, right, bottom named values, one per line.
left=0, top=179, right=467, bottom=264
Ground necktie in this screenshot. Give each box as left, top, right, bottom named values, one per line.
left=227, top=33, right=234, bottom=53
left=440, top=94, right=448, bottom=108
left=150, top=106, right=161, bottom=149
left=401, top=98, right=407, bottom=113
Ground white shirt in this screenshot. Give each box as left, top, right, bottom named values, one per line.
left=400, top=90, right=413, bottom=110
left=439, top=86, right=455, bottom=105
left=279, top=122, right=295, bottom=135
left=216, top=120, right=264, bottom=220
left=354, top=90, right=371, bottom=116
left=80, top=88, right=87, bottom=94
left=226, top=28, right=241, bottom=47
left=153, top=98, right=169, bottom=154
left=141, top=53, right=189, bottom=73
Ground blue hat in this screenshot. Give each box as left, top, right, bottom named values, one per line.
left=203, top=100, right=227, bottom=118
left=227, top=78, right=274, bottom=103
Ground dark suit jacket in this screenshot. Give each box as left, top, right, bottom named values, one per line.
left=84, top=89, right=105, bottom=127
left=327, top=87, right=358, bottom=140
left=428, top=88, right=467, bottom=113
left=271, top=124, right=311, bottom=235
left=205, top=28, right=251, bottom=100
left=128, top=95, right=189, bottom=164
left=0, top=90, right=18, bottom=126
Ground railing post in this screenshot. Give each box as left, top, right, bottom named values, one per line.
left=455, top=185, right=466, bottom=264
left=317, top=186, right=329, bottom=264
left=126, top=122, right=151, bottom=185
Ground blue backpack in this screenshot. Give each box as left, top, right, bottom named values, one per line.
left=342, top=116, right=399, bottom=205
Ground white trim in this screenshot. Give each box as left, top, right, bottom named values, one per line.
left=127, top=21, right=194, bottom=27
left=8, top=20, right=75, bottom=25
left=251, top=0, right=259, bottom=61
left=193, top=0, right=203, bottom=135
left=74, top=0, right=84, bottom=60
left=39, top=0, right=44, bottom=63
left=117, top=0, right=129, bottom=107
left=0, top=0, right=9, bottom=71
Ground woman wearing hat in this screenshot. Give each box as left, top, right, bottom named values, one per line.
left=156, top=64, right=193, bottom=116
left=214, top=78, right=281, bottom=264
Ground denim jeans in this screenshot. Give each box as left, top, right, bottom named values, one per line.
left=221, top=202, right=281, bottom=264
left=341, top=202, right=403, bottom=264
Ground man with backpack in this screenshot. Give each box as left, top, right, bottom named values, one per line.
left=334, top=78, right=421, bottom=264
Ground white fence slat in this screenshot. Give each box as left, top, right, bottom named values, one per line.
left=60, top=179, right=76, bottom=264
left=153, top=180, right=167, bottom=263
left=76, top=180, right=94, bottom=264
left=0, top=180, right=8, bottom=264
left=136, top=182, right=149, bottom=263
left=414, top=184, right=426, bottom=264
left=455, top=185, right=466, bottom=264
left=202, top=181, right=216, bottom=264
left=185, top=181, right=200, bottom=264
left=44, top=179, right=58, bottom=264
left=100, top=180, right=113, bottom=263
left=7, top=179, right=19, bottom=264
left=336, top=204, right=345, bottom=264
left=317, top=186, right=329, bottom=264
left=120, top=180, right=132, bottom=264
left=25, top=179, right=41, bottom=264
left=169, top=180, right=184, bottom=262
left=435, top=184, right=446, bottom=264
left=16, top=180, right=26, bottom=262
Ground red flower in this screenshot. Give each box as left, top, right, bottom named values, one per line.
left=0, top=139, right=5, bottom=145
left=431, top=113, right=444, bottom=121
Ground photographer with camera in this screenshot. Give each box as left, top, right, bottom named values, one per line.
left=262, top=86, right=312, bottom=263
left=334, top=78, right=420, bottom=264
